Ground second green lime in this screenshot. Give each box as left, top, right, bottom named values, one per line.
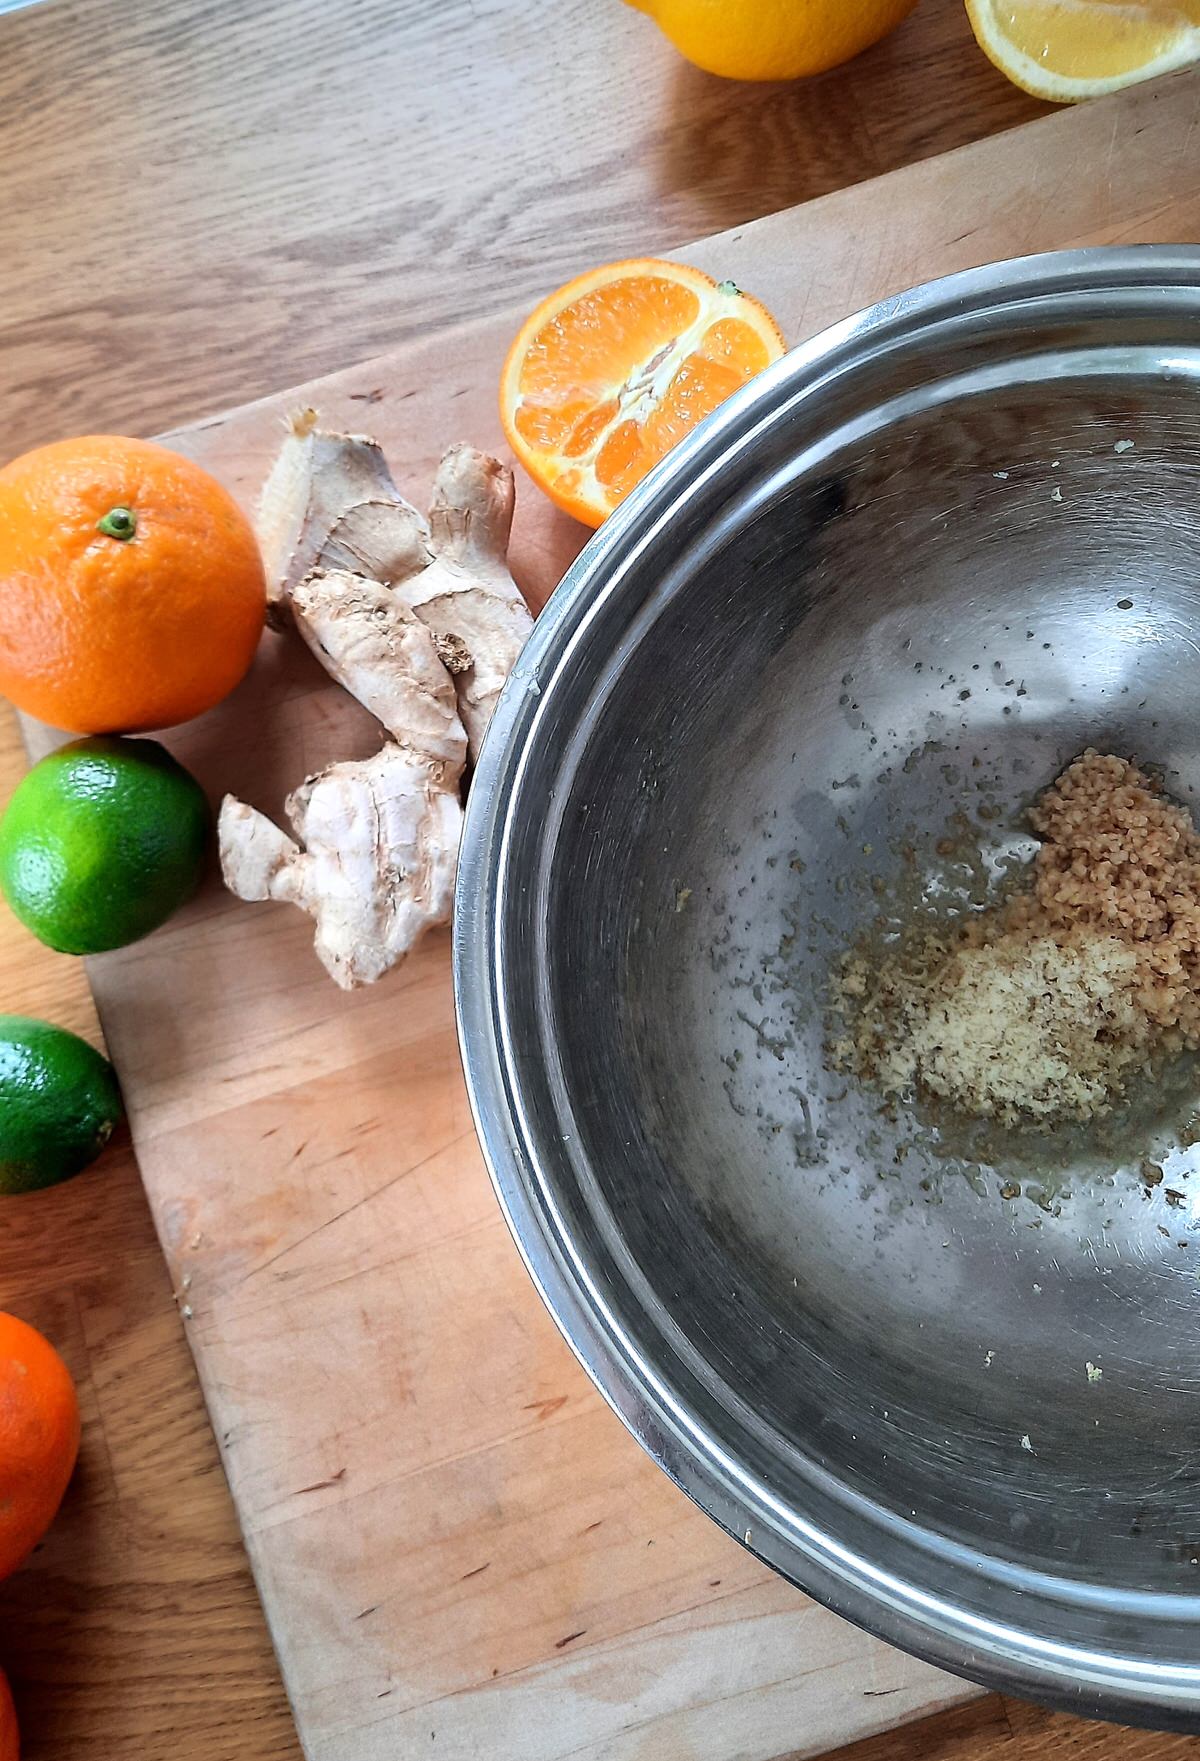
left=0, top=1014, right=123, bottom=1193
left=0, top=737, right=209, bottom=954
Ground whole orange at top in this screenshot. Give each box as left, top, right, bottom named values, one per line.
left=0, top=1665, right=16, bottom=1761
left=0, top=436, right=265, bottom=734
left=624, top=0, right=920, bottom=81
left=0, top=1311, right=80, bottom=1583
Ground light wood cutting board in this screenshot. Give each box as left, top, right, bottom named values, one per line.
left=50, top=69, right=1200, bottom=1761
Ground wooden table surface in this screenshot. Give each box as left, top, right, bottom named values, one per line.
left=1, top=1, right=1197, bottom=1756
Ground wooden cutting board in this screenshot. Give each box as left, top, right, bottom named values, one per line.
left=55, top=69, right=1200, bottom=1761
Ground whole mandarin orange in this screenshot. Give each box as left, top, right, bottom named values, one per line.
left=0, top=436, right=265, bottom=734
left=0, top=1312, right=80, bottom=1583
left=0, top=1665, right=16, bottom=1760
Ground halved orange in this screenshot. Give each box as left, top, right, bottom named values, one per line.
left=500, top=258, right=786, bottom=527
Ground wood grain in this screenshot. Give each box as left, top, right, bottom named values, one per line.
left=0, top=0, right=1044, bottom=455
left=67, top=65, right=1200, bottom=1761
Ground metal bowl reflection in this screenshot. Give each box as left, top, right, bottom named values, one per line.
left=455, top=248, right=1200, bottom=1725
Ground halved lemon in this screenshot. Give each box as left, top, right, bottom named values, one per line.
left=965, top=0, right=1200, bottom=101
left=500, top=258, right=786, bottom=528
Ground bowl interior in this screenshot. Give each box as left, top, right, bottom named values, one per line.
left=468, top=256, right=1200, bottom=1700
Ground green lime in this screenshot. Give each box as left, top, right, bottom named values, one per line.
left=0, top=737, right=209, bottom=954
left=0, top=1015, right=123, bottom=1193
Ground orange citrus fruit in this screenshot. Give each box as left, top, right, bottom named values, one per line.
left=0, top=1666, right=16, bottom=1761
left=624, top=0, right=920, bottom=80
left=0, top=1312, right=80, bottom=1583
left=500, top=258, right=785, bottom=527
left=0, top=436, right=265, bottom=734
left=965, top=0, right=1200, bottom=101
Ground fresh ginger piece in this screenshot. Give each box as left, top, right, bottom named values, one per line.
left=224, top=417, right=533, bottom=987
left=219, top=571, right=466, bottom=987
left=219, top=744, right=462, bottom=990
left=257, top=414, right=532, bottom=761
left=289, top=570, right=467, bottom=767
left=256, top=408, right=431, bottom=625
left=395, top=444, right=533, bottom=762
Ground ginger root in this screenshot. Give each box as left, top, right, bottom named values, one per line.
left=219, top=414, right=532, bottom=989
left=289, top=569, right=468, bottom=766
left=219, top=747, right=462, bottom=989
left=255, top=408, right=429, bottom=628
left=259, top=413, right=532, bottom=760
left=394, top=444, right=529, bottom=761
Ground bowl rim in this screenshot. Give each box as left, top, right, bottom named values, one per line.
left=454, top=244, right=1200, bottom=1725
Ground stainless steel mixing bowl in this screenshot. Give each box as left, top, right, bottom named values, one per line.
left=455, top=248, right=1200, bottom=1725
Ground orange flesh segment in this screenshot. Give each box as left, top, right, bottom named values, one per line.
left=591, top=320, right=772, bottom=498
left=518, top=277, right=702, bottom=435
left=563, top=398, right=620, bottom=459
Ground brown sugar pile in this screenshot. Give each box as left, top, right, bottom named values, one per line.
left=831, top=751, right=1200, bottom=1126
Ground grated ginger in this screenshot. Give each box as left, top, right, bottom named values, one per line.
left=831, top=750, right=1200, bottom=1126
